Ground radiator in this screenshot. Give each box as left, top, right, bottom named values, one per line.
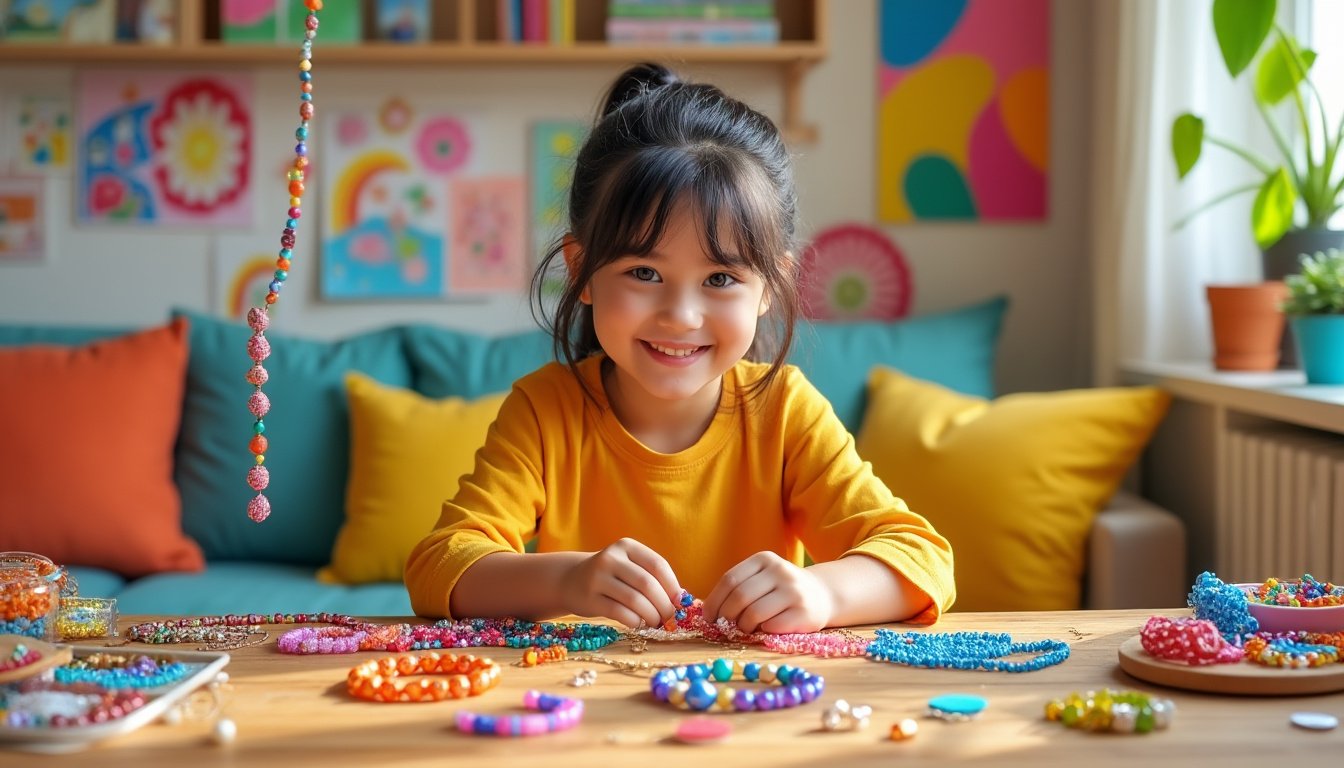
left=1219, top=428, right=1344, bottom=583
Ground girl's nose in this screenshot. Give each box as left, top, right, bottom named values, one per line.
left=658, top=287, right=704, bottom=330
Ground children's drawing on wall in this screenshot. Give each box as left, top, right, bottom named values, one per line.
left=1, top=95, right=72, bottom=174
left=321, top=102, right=477, bottom=300
left=0, top=177, right=45, bottom=263
left=214, top=235, right=283, bottom=322
left=449, top=176, right=526, bottom=295
left=877, top=0, right=1050, bottom=221
left=800, top=223, right=912, bottom=321
left=0, top=0, right=115, bottom=42
left=529, top=120, right=584, bottom=296
left=76, top=71, right=253, bottom=225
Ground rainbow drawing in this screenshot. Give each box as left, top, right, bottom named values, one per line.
left=876, top=0, right=1049, bottom=222
left=329, top=149, right=411, bottom=232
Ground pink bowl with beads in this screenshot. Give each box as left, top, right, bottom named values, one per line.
left=1236, top=583, right=1344, bottom=633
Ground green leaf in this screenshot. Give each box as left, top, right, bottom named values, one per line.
left=1213, top=0, right=1276, bottom=77
left=1172, top=114, right=1205, bottom=178
left=1255, top=37, right=1316, bottom=105
left=1251, top=168, right=1296, bottom=248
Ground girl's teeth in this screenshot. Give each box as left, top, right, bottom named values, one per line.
left=651, top=343, right=697, bottom=357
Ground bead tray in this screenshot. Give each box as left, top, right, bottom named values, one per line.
left=1117, top=635, right=1344, bottom=696
left=0, top=644, right=230, bottom=753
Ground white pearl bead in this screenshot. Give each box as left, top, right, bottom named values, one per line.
left=212, top=718, right=237, bottom=745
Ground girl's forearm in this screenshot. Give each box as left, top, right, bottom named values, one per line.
left=449, top=551, right=588, bottom=620
left=808, top=555, right=932, bottom=626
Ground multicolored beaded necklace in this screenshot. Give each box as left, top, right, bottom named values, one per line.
left=244, top=0, right=323, bottom=524
left=54, top=654, right=190, bottom=690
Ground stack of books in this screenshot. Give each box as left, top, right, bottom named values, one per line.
left=605, top=1, right=779, bottom=45
left=497, top=0, right=576, bottom=45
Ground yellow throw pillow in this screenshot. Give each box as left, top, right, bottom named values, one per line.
left=855, top=368, right=1170, bottom=612
left=319, top=373, right=507, bottom=585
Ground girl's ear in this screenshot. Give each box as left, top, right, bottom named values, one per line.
left=562, top=235, right=592, bottom=305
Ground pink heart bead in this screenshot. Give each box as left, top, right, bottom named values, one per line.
left=247, top=307, right=270, bottom=333
left=247, top=494, right=271, bottom=523
left=247, top=465, right=270, bottom=491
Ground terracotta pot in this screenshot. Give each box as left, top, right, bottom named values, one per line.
left=1205, top=282, right=1288, bottom=371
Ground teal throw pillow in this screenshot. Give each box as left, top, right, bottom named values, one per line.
left=402, top=325, right=553, bottom=399
left=171, top=309, right=412, bottom=566
left=788, top=296, right=1008, bottom=432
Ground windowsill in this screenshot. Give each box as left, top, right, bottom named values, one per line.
left=1120, top=359, right=1344, bottom=434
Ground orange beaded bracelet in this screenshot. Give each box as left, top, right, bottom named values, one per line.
left=346, top=652, right=501, bottom=703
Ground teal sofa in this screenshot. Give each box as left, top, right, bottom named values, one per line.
left=0, top=295, right=1184, bottom=615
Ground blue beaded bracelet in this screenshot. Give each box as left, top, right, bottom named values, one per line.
left=649, top=658, right=824, bottom=712
left=867, top=630, right=1070, bottom=672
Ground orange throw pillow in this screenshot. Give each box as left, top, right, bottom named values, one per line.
left=0, top=318, right=204, bottom=577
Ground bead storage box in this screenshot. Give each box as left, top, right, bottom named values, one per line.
left=0, top=571, right=58, bottom=641
left=0, top=644, right=230, bottom=753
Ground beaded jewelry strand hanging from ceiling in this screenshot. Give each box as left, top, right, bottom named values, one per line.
left=245, top=0, right=323, bottom=523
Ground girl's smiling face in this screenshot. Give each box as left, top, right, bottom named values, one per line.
left=580, top=201, right=771, bottom=421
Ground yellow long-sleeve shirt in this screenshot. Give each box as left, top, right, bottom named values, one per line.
left=405, top=355, right=955, bottom=623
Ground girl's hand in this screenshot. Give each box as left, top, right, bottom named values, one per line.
left=702, top=552, right=834, bottom=634
left=559, top=538, right=682, bottom=629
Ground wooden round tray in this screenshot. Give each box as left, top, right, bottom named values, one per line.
left=1117, top=635, right=1344, bottom=696
left=0, top=635, right=72, bottom=684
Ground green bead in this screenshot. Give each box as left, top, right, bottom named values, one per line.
left=253, top=420, right=266, bottom=434
left=1135, top=707, right=1155, bottom=733
left=1061, top=704, right=1082, bottom=726
left=711, top=658, right=733, bottom=682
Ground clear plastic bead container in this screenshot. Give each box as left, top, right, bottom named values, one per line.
left=57, top=597, right=119, bottom=640
left=0, top=570, right=59, bottom=641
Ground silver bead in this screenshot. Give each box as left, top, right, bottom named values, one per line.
left=1110, top=702, right=1137, bottom=733
left=1151, top=699, right=1175, bottom=730
left=849, top=704, right=873, bottom=730
left=211, top=717, right=237, bottom=745
left=821, top=708, right=846, bottom=731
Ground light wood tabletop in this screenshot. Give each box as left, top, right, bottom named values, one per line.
left=13, top=609, right=1344, bottom=766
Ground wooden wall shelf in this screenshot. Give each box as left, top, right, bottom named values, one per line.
left=0, top=0, right=828, bottom=142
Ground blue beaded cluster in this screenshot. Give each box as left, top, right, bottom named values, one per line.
left=54, top=656, right=190, bottom=689
left=1187, top=571, right=1258, bottom=639
left=866, top=630, right=1070, bottom=672
left=650, top=658, right=824, bottom=712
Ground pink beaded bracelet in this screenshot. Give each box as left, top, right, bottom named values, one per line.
left=276, top=627, right=368, bottom=655
left=455, top=690, right=584, bottom=737
left=1140, top=616, right=1244, bottom=665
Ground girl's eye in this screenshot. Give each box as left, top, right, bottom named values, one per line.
left=706, top=272, right=738, bottom=288
left=631, top=266, right=658, bottom=282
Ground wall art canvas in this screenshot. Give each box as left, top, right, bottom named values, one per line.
left=449, top=176, right=526, bottom=295
left=76, top=71, right=253, bottom=225
left=0, top=177, right=45, bottom=263
left=529, top=120, right=583, bottom=294
left=320, top=103, right=476, bottom=300
left=877, top=0, right=1050, bottom=221
left=1, top=95, right=72, bottom=174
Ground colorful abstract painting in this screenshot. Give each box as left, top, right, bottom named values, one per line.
left=877, top=0, right=1050, bottom=221
left=0, top=177, right=45, bottom=263
left=321, top=103, right=476, bottom=300
left=799, top=223, right=912, bottom=320
left=76, top=71, right=253, bottom=225
left=1, top=95, right=72, bottom=173
left=530, top=120, right=584, bottom=294
left=449, top=177, right=527, bottom=295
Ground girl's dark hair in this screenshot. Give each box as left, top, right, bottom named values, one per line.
left=531, top=62, right=800, bottom=402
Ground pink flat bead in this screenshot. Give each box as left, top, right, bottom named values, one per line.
left=674, top=716, right=732, bottom=745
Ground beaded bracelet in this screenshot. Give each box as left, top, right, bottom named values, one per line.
left=55, top=655, right=190, bottom=689
left=2, top=686, right=150, bottom=728
left=1243, top=636, right=1341, bottom=668
left=519, top=645, right=567, bottom=666
left=455, top=690, right=584, bottom=737
left=866, top=630, right=1070, bottom=672
left=1139, top=616, right=1244, bottom=665
left=1187, top=571, right=1258, bottom=637
left=1044, top=689, right=1175, bottom=734
left=649, top=658, right=824, bottom=712
left=346, top=652, right=501, bottom=703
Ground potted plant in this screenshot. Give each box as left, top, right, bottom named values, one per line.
left=1282, top=248, right=1344, bottom=384
left=1171, top=0, right=1344, bottom=280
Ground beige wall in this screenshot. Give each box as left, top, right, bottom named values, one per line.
left=0, top=0, right=1093, bottom=393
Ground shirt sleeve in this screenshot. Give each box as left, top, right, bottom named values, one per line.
left=778, top=368, right=956, bottom=623
left=404, top=384, right=548, bottom=619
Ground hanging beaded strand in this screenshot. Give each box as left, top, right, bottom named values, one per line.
left=245, top=0, right=322, bottom=523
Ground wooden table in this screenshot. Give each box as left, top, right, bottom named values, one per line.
left=17, top=610, right=1344, bottom=766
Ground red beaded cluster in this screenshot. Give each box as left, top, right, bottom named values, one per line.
left=1139, top=616, right=1244, bottom=665
left=245, top=0, right=324, bottom=524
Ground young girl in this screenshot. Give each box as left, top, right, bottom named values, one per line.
left=406, top=63, right=954, bottom=633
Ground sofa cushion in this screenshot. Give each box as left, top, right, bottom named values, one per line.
left=0, top=319, right=205, bottom=577
left=114, top=561, right=413, bottom=616
left=855, top=368, right=1170, bottom=612
left=171, top=309, right=413, bottom=566
left=402, top=325, right=553, bottom=399
left=789, top=295, right=1007, bottom=432
left=319, top=373, right=507, bottom=585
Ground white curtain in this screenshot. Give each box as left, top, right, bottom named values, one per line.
left=1089, top=0, right=1299, bottom=384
